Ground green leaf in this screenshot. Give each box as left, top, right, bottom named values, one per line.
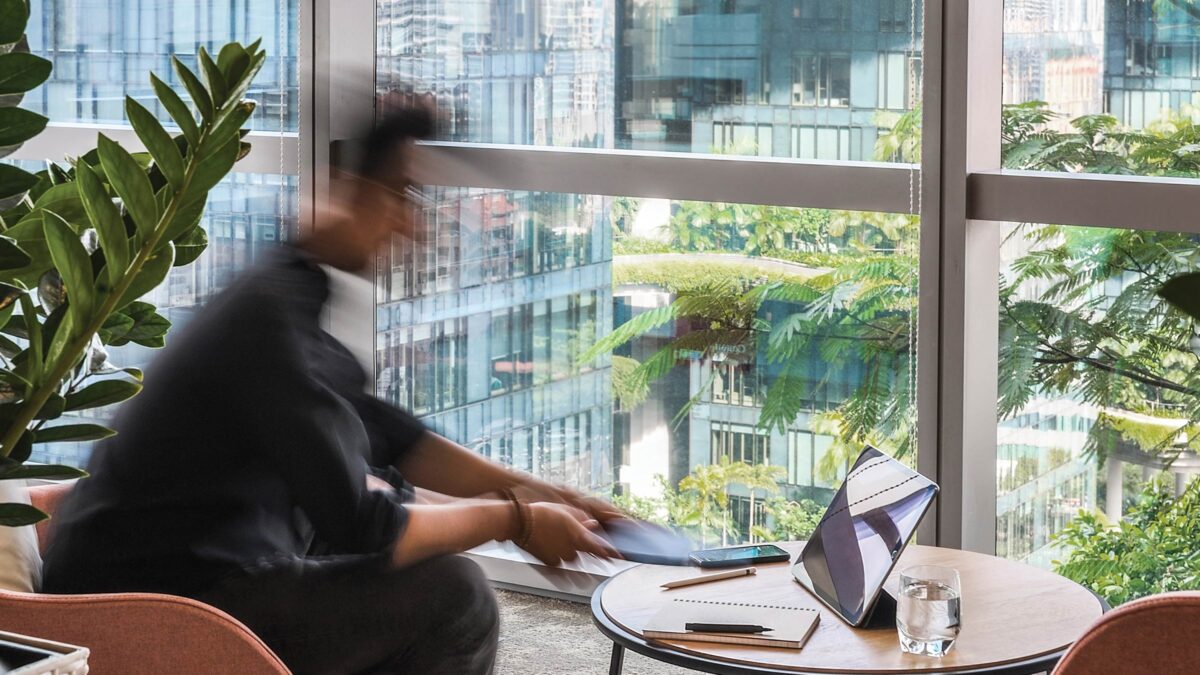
left=173, top=226, right=208, bottom=267
left=208, top=100, right=256, bottom=152
left=151, top=73, right=200, bottom=145
left=122, top=301, right=170, bottom=344
left=217, top=43, right=251, bottom=89
left=0, top=218, right=53, bottom=286
left=33, top=424, right=116, bottom=444
left=223, top=51, right=267, bottom=112
left=64, top=378, right=142, bottom=412
left=43, top=210, right=96, bottom=320
left=172, top=57, right=213, bottom=122
left=197, top=46, right=228, bottom=107
left=0, top=368, right=28, bottom=393
left=8, top=429, right=30, bottom=462
left=0, top=107, right=47, bottom=146
left=16, top=181, right=88, bottom=231
left=126, top=97, right=185, bottom=190
left=0, top=502, right=46, bottom=527
left=75, top=161, right=130, bottom=286
left=0, top=236, right=30, bottom=271
left=159, top=185, right=207, bottom=244
left=116, top=242, right=174, bottom=310
left=98, top=310, right=135, bottom=345
left=0, top=0, right=30, bottom=45
left=1159, top=273, right=1200, bottom=322
left=97, top=134, right=158, bottom=236
left=34, top=392, right=65, bottom=421
left=0, top=463, right=87, bottom=481
left=187, top=134, right=240, bottom=198
left=0, top=52, right=51, bottom=95
left=0, top=163, right=37, bottom=201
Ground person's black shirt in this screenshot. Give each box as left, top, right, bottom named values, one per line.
left=41, top=245, right=425, bottom=597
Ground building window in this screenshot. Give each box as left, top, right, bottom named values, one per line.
left=712, top=362, right=760, bottom=407
left=714, top=122, right=773, bottom=156
left=792, top=54, right=851, bottom=108
left=792, top=126, right=852, bottom=160
left=880, top=0, right=910, bottom=33
left=786, top=430, right=842, bottom=488
left=796, top=0, right=851, bottom=32
left=711, top=423, right=769, bottom=466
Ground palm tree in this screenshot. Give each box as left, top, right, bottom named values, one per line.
left=735, top=462, right=786, bottom=543
left=679, top=463, right=729, bottom=548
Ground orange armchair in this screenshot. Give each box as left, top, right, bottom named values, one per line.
left=0, top=483, right=290, bottom=675
left=1053, top=591, right=1200, bottom=675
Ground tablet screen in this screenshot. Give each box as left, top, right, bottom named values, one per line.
left=792, top=446, right=938, bottom=626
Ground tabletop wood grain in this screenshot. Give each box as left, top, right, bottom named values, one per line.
left=599, top=543, right=1104, bottom=673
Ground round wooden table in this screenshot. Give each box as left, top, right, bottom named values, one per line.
left=591, top=542, right=1106, bottom=675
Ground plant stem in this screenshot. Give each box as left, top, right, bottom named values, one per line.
left=0, top=130, right=210, bottom=458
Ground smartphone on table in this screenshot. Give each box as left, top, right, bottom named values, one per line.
left=689, top=544, right=791, bottom=568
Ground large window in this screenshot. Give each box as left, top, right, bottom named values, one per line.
left=25, top=0, right=299, bottom=131
left=1002, top=0, right=1200, bottom=174
left=376, top=0, right=923, bottom=161
left=995, top=222, right=1200, bottom=567
left=373, top=178, right=921, bottom=541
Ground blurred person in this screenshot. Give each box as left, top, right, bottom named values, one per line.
left=40, top=103, right=622, bottom=675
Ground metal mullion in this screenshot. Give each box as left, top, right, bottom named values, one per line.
left=410, top=142, right=919, bottom=214
left=10, top=123, right=300, bottom=176
left=315, top=0, right=377, bottom=371
left=970, top=170, right=1200, bottom=234
left=930, top=0, right=1003, bottom=553
left=915, top=0, right=944, bottom=547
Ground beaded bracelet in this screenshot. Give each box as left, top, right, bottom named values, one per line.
left=498, top=487, right=533, bottom=549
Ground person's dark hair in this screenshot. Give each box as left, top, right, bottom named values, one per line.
left=359, top=107, right=434, bottom=181
left=343, top=103, right=435, bottom=185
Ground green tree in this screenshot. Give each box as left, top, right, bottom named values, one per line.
left=730, top=461, right=785, bottom=543
left=765, top=497, right=825, bottom=541
left=595, top=101, right=1200, bottom=481
left=1054, top=477, right=1200, bottom=606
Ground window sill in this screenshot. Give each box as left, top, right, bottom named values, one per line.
left=465, top=541, right=640, bottom=603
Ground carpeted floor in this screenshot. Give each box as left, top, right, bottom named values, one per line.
left=495, top=589, right=692, bottom=674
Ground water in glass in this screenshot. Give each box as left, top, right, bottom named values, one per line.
left=897, top=567, right=961, bottom=657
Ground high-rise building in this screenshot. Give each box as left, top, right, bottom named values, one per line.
left=374, top=0, right=926, bottom=517
left=1003, top=0, right=1104, bottom=126
left=617, top=0, right=922, bottom=160
left=1103, top=0, right=1200, bottom=128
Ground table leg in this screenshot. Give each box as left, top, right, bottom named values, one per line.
left=608, top=642, right=625, bottom=675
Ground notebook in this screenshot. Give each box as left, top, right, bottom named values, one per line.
left=642, top=599, right=820, bottom=649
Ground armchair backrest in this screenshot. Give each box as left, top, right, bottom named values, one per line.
left=29, top=482, right=74, bottom=555
left=1053, top=592, right=1200, bottom=675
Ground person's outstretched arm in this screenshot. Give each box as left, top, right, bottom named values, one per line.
left=391, top=500, right=620, bottom=568
left=396, top=433, right=625, bottom=521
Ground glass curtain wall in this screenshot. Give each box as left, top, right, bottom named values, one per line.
left=997, top=0, right=1200, bottom=578
left=377, top=0, right=923, bottom=161
left=374, top=1, right=923, bottom=547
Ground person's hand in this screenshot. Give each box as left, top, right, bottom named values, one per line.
left=365, top=474, right=394, bottom=492
left=519, top=502, right=621, bottom=567
left=512, top=480, right=625, bottom=524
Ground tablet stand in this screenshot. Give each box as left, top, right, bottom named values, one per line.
left=861, top=587, right=899, bottom=629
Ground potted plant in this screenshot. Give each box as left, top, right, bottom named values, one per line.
left=0, top=0, right=266, bottom=533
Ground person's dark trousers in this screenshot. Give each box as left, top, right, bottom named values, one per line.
left=198, top=553, right=499, bottom=675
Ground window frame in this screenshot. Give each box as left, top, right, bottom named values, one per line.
left=306, top=0, right=1200, bottom=556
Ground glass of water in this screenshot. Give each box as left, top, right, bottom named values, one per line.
left=897, top=565, right=962, bottom=657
